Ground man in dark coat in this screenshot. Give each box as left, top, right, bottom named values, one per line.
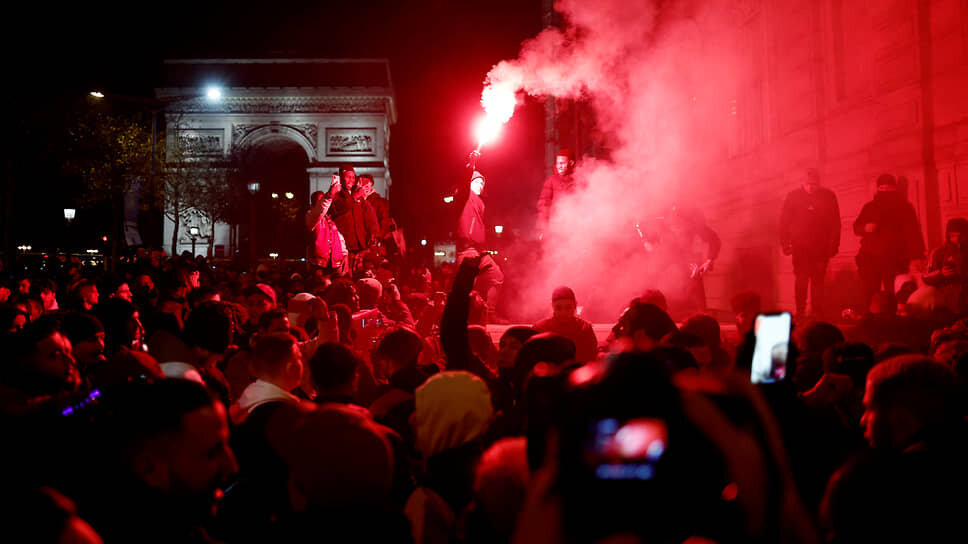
left=535, top=148, right=577, bottom=241
left=328, top=164, right=379, bottom=271
left=853, top=174, right=925, bottom=312
left=779, top=168, right=841, bottom=318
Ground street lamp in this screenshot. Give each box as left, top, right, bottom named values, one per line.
left=247, top=181, right=260, bottom=264
left=189, top=226, right=200, bottom=256
left=284, top=192, right=294, bottom=200
left=63, top=208, right=76, bottom=223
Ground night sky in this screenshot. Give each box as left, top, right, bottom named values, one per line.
left=5, top=0, right=548, bottom=250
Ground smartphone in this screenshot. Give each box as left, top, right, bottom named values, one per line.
left=584, top=417, right=668, bottom=481
left=750, top=312, right=791, bottom=384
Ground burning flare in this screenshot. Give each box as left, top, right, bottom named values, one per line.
left=475, top=81, right=518, bottom=150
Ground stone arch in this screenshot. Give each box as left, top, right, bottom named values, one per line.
left=233, top=124, right=317, bottom=162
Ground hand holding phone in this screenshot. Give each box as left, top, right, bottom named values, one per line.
left=330, top=173, right=342, bottom=194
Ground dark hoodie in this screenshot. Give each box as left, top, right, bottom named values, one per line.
left=853, top=190, right=925, bottom=261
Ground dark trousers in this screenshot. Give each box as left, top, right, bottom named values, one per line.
left=856, top=253, right=904, bottom=312
left=792, top=254, right=828, bottom=316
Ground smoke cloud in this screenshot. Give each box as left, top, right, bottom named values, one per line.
left=485, top=0, right=756, bottom=322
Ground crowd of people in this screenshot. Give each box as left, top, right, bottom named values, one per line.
left=0, top=227, right=966, bottom=543
left=1, top=157, right=968, bottom=543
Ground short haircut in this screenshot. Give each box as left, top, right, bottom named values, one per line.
left=31, top=278, right=56, bottom=295
left=639, top=289, right=667, bottom=312
left=358, top=174, right=374, bottom=185
left=310, top=190, right=326, bottom=205
left=251, top=333, right=298, bottom=378
left=555, top=148, right=574, bottom=161
left=680, top=314, right=721, bottom=348
left=867, top=355, right=960, bottom=428
left=309, top=342, right=360, bottom=391
left=372, top=327, right=423, bottom=369
left=183, top=301, right=233, bottom=354
left=613, top=301, right=677, bottom=342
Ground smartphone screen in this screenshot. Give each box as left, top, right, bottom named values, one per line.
left=751, top=312, right=791, bottom=384
left=584, top=418, right=668, bottom=481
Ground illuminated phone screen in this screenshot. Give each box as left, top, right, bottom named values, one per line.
left=751, top=312, right=791, bottom=384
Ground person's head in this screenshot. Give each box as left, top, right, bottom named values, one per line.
left=31, top=278, right=57, bottom=309
left=356, top=278, right=382, bottom=310
left=339, top=164, right=357, bottom=191
left=324, top=279, right=359, bottom=313
left=17, top=276, right=30, bottom=295
left=7, top=315, right=80, bottom=395
left=257, top=309, right=290, bottom=336
left=638, top=289, right=668, bottom=313
left=555, top=148, right=575, bottom=176
left=730, top=291, right=761, bottom=337
left=802, top=168, right=821, bottom=194
left=472, top=437, right=530, bottom=540
left=75, top=280, right=99, bottom=309
left=26, top=295, right=45, bottom=321
left=798, top=321, right=845, bottom=357
left=358, top=174, right=375, bottom=197
left=111, top=281, right=133, bottom=302
left=183, top=301, right=234, bottom=362
left=470, top=171, right=485, bottom=196
left=862, top=355, right=960, bottom=450
left=251, top=333, right=303, bottom=392
left=134, top=273, right=155, bottom=294
left=876, top=173, right=897, bottom=193
left=498, top=326, right=539, bottom=370
left=513, top=333, right=577, bottom=396
left=551, top=286, right=578, bottom=320
left=59, top=312, right=106, bottom=372
left=414, top=371, right=493, bottom=458
left=659, top=332, right=710, bottom=368
left=308, top=341, right=360, bottom=397
left=104, top=379, right=237, bottom=517
left=372, top=326, right=424, bottom=377
left=281, top=404, right=393, bottom=510
left=0, top=305, right=28, bottom=333
left=310, top=190, right=326, bottom=206
left=945, top=217, right=968, bottom=247
left=6, top=487, right=102, bottom=544
left=93, top=298, right=144, bottom=355
left=680, top=314, right=722, bottom=350
left=610, top=301, right=678, bottom=351
left=188, top=286, right=220, bottom=309
left=243, top=284, right=276, bottom=324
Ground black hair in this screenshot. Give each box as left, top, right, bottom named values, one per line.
left=309, top=342, right=360, bottom=392
left=183, top=301, right=233, bottom=354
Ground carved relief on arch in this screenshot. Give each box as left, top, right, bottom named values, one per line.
left=231, top=123, right=318, bottom=160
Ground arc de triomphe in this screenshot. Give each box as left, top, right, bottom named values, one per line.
left=157, top=58, right=396, bottom=257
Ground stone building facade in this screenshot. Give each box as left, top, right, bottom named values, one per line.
left=157, top=58, right=396, bottom=258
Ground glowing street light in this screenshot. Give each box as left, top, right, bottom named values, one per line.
left=205, top=86, right=222, bottom=101
left=271, top=192, right=279, bottom=199
left=188, top=226, right=200, bottom=256
left=89, top=91, right=104, bottom=98
left=269, top=252, right=279, bottom=259
left=284, top=192, right=294, bottom=200
left=494, top=225, right=504, bottom=234
left=247, top=181, right=260, bottom=194
left=420, top=239, right=428, bottom=246
left=63, top=208, right=76, bottom=222
left=443, top=195, right=455, bottom=204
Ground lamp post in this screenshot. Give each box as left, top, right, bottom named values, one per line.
left=189, top=226, right=199, bottom=257
left=64, top=208, right=76, bottom=257
left=247, top=181, right=261, bottom=265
